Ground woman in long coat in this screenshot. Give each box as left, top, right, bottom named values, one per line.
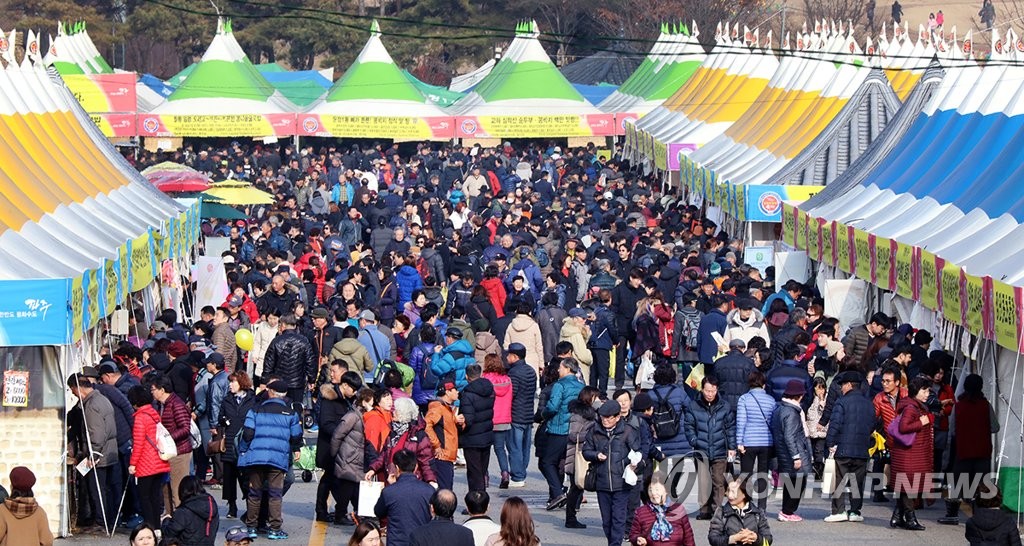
left=889, top=376, right=934, bottom=531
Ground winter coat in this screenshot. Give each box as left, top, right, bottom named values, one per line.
left=250, top=321, right=278, bottom=377
left=238, top=397, right=303, bottom=471
left=765, top=360, right=811, bottom=403
left=503, top=287, right=536, bottom=316
left=558, top=318, right=593, bottom=366
left=459, top=378, right=496, bottom=448
left=504, top=315, right=544, bottom=371
left=430, top=339, right=476, bottom=390
left=483, top=372, right=513, bottom=426
left=825, top=389, right=876, bottom=459
left=425, top=401, right=459, bottom=462
left=263, top=330, right=317, bottom=389
left=160, top=393, right=193, bottom=455
left=650, top=384, right=691, bottom=457
left=966, top=507, right=1023, bottom=546
left=723, top=309, right=771, bottom=348
left=589, top=304, right=618, bottom=351
left=772, top=400, right=812, bottom=474
left=330, top=406, right=366, bottom=482
left=806, top=395, right=828, bottom=439
left=330, top=338, right=374, bottom=373
left=544, top=375, right=584, bottom=435
left=204, top=371, right=229, bottom=429
left=565, top=400, right=596, bottom=475
left=363, top=407, right=393, bottom=455
left=696, top=308, right=728, bottom=364
left=466, top=295, right=499, bottom=328
left=684, top=396, right=736, bottom=461
left=219, top=390, right=256, bottom=464
left=582, top=418, right=642, bottom=492
left=408, top=342, right=436, bottom=406
left=211, top=323, right=238, bottom=372
left=480, top=277, right=507, bottom=319
left=508, top=360, right=537, bottom=425
left=629, top=503, right=696, bottom=546
left=889, top=397, right=934, bottom=494
left=309, top=326, right=343, bottom=360
left=841, top=324, right=873, bottom=367
left=707, top=503, right=772, bottom=546
left=509, top=257, right=545, bottom=294
left=474, top=331, right=501, bottom=364
left=80, top=390, right=119, bottom=468
left=0, top=497, right=53, bottom=546
left=374, top=474, right=435, bottom=546
left=93, top=382, right=134, bottom=452
left=368, top=418, right=437, bottom=483
left=736, top=388, right=776, bottom=448
left=130, top=405, right=171, bottom=478
left=712, top=351, right=756, bottom=411
left=161, top=493, right=218, bottom=546
left=536, top=305, right=568, bottom=363
left=396, top=265, right=424, bottom=310
left=447, top=319, right=474, bottom=347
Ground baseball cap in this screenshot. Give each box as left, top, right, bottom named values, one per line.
left=728, top=338, right=746, bottom=350
left=446, top=328, right=463, bottom=340
left=568, top=308, right=588, bottom=319
left=357, top=309, right=377, bottom=322
left=224, top=526, right=252, bottom=543
left=228, top=295, right=244, bottom=307
left=98, top=362, right=119, bottom=375
left=81, top=366, right=101, bottom=379
left=150, top=320, right=168, bottom=332
left=266, top=380, right=289, bottom=393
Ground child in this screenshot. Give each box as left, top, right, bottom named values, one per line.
left=805, top=376, right=829, bottom=480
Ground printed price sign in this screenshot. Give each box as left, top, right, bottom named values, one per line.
left=2, top=370, right=29, bottom=407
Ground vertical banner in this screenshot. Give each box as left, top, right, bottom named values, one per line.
left=873, top=236, right=892, bottom=290
left=992, top=280, right=1018, bottom=349
left=822, top=221, right=836, bottom=267
left=807, top=219, right=821, bottom=262
left=982, top=276, right=995, bottom=340
left=894, top=244, right=914, bottom=299
left=130, top=232, right=154, bottom=292
left=781, top=204, right=795, bottom=247
left=117, top=244, right=129, bottom=302
left=101, top=257, right=118, bottom=318
left=868, top=233, right=878, bottom=284
left=934, top=256, right=946, bottom=313
left=963, top=272, right=986, bottom=336
left=911, top=246, right=921, bottom=301
left=941, top=262, right=963, bottom=326
left=835, top=222, right=851, bottom=273
left=853, top=229, right=870, bottom=280
left=919, top=250, right=939, bottom=310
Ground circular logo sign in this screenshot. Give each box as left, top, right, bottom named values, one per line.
left=29, top=41, right=38, bottom=55
left=0, top=37, right=8, bottom=52
left=963, top=40, right=972, bottom=55
left=620, top=116, right=637, bottom=130
left=141, top=117, right=159, bottom=134
left=460, top=119, right=478, bottom=136
left=758, top=191, right=782, bottom=216
left=301, top=116, right=319, bottom=133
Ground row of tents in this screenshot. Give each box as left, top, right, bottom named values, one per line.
left=25, top=18, right=707, bottom=139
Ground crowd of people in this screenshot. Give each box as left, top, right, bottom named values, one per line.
left=36, top=139, right=1018, bottom=546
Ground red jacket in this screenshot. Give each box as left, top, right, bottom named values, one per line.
left=873, top=387, right=907, bottom=444
left=955, top=396, right=994, bottom=461
left=629, top=503, right=696, bottom=546
left=368, top=419, right=437, bottom=484
left=480, top=277, right=507, bottom=319
left=160, top=394, right=194, bottom=455
left=890, top=397, right=934, bottom=494
left=130, top=405, right=172, bottom=477
left=222, top=293, right=259, bottom=324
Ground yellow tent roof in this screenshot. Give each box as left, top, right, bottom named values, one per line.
left=202, top=184, right=274, bottom=205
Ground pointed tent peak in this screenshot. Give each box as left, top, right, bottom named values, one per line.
left=831, top=19, right=837, bottom=36
left=963, top=29, right=973, bottom=57
left=992, top=26, right=1003, bottom=57
left=0, top=28, right=11, bottom=65
left=802, top=21, right=808, bottom=34
left=226, top=18, right=233, bottom=33
left=784, top=31, right=790, bottom=50
left=814, top=20, right=821, bottom=34
left=661, top=22, right=667, bottom=34
left=753, top=28, right=759, bottom=47
left=370, top=19, right=381, bottom=36
left=918, top=23, right=927, bottom=43
left=743, top=25, right=752, bottom=45
left=839, top=19, right=844, bottom=35
left=715, top=22, right=722, bottom=39
left=865, top=36, right=875, bottom=56
left=732, top=22, right=739, bottom=38
left=691, top=21, right=698, bottom=37
left=763, top=30, right=773, bottom=49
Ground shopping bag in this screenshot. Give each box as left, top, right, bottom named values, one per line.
left=154, top=422, right=177, bottom=461
left=685, top=363, right=705, bottom=390
left=574, top=440, right=590, bottom=490
left=635, top=352, right=656, bottom=390
left=357, top=480, right=384, bottom=517
left=821, top=457, right=837, bottom=495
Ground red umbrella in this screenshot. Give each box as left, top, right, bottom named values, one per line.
left=142, top=162, right=212, bottom=193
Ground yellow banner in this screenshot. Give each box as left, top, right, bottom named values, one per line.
left=835, top=222, right=851, bottom=273
left=875, top=237, right=893, bottom=291
left=894, top=244, right=914, bottom=298
left=736, top=188, right=746, bottom=221
left=478, top=115, right=598, bottom=138
left=159, top=114, right=275, bottom=137
left=86, top=269, right=100, bottom=329
left=992, top=280, right=1019, bottom=351
left=118, top=244, right=130, bottom=299
left=853, top=229, right=871, bottom=280
left=964, top=273, right=985, bottom=335
left=102, top=258, right=118, bottom=317
left=71, top=275, right=84, bottom=343
left=795, top=209, right=808, bottom=251
left=653, top=140, right=668, bottom=171
left=781, top=204, right=795, bottom=246
left=941, top=262, right=963, bottom=325
left=322, top=115, right=436, bottom=140
left=919, top=250, right=939, bottom=310
left=821, top=221, right=834, bottom=267
left=807, top=219, right=821, bottom=262
left=130, top=233, right=154, bottom=292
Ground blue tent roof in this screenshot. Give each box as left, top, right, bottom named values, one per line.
left=139, top=73, right=174, bottom=99
left=573, top=84, right=618, bottom=105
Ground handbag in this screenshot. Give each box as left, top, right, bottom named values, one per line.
left=635, top=352, right=656, bottom=390
left=573, top=439, right=590, bottom=490
left=207, top=432, right=226, bottom=455
left=821, top=456, right=837, bottom=495
left=886, top=410, right=917, bottom=448
left=583, top=463, right=598, bottom=492
left=188, top=418, right=202, bottom=450
left=153, top=421, right=178, bottom=461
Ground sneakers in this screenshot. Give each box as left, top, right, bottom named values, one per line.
left=824, top=513, right=849, bottom=523
left=847, top=512, right=864, bottom=523
left=309, top=424, right=319, bottom=432
left=546, top=493, right=568, bottom=511
left=777, top=512, right=803, bottom=522
left=245, top=527, right=259, bottom=540
left=267, top=529, right=289, bottom=540
left=508, top=480, right=526, bottom=488
left=121, top=514, right=144, bottom=528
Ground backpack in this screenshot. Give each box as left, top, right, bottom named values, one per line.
left=535, top=246, right=550, bottom=268
left=650, top=386, right=681, bottom=439
left=680, top=310, right=701, bottom=350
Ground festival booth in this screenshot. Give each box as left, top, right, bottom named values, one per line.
left=139, top=19, right=298, bottom=138
left=257, top=63, right=333, bottom=108
left=0, top=36, right=196, bottom=535
left=446, top=21, right=617, bottom=139
left=42, top=22, right=137, bottom=137
left=786, top=30, right=1024, bottom=510
left=598, top=23, right=705, bottom=126
left=403, top=69, right=465, bottom=108
left=299, top=21, right=454, bottom=140
left=449, top=59, right=494, bottom=93
left=627, top=24, right=778, bottom=173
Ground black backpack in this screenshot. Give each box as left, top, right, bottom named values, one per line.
left=651, top=386, right=680, bottom=439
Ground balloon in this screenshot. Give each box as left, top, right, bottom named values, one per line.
left=235, top=328, right=254, bottom=351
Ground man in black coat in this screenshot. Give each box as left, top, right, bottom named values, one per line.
left=824, top=371, right=876, bottom=523
left=506, top=344, right=537, bottom=488
left=376, top=450, right=436, bottom=546
left=263, top=314, right=317, bottom=409
left=408, top=489, right=474, bottom=546
left=711, top=338, right=755, bottom=412
left=314, top=361, right=358, bottom=523
left=611, top=267, right=645, bottom=389
left=459, top=365, right=495, bottom=493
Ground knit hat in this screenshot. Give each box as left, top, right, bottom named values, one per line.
left=9, top=466, right=35, bottom=494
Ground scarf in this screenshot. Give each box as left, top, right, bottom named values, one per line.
left=649, top=502, right=674, bottom=541
left=392, top=419, right=411, bottom=439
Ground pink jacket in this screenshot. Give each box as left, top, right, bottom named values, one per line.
left=483, top=371, right=513, bottom=426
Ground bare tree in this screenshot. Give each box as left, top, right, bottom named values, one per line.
left=802, top=0, right=867, bottom=30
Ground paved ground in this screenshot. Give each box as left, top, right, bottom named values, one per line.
left=65, top=448, right=975, bottom=546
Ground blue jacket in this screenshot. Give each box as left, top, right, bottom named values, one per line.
left=684, top=395, right=736, bottom=461
left=761, top=290, right=795, bottom=316
left=430, top=339, right=475, bottom=390
left=374, top=474, right=434, bottom=546
left=395, top=265, right=423, bottom=310
left=94, top=382, right=135, bottom=452
left=408, top=342, right=435, bottom=405
left=765, top=360, right=812, bottom=403
left=238, top=398, right=302, bottom=471
left=825, top=389, right=876, bottom=459
left=772, top=400, right=813, bottom=473
left=206, top=370, right=230, bottom=429
left=735, top=388, right=776, bottom=448
left=589, top=304, right=618, bottom=350
left=696, top=308, right=728, bottom=364
left=544, top=375, right=584, bottom=435
left=508, top=257, right=544, bottom=294
left=359, top=325, right=392, bottom=364
left=650, top=384, right=691, bottom=456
